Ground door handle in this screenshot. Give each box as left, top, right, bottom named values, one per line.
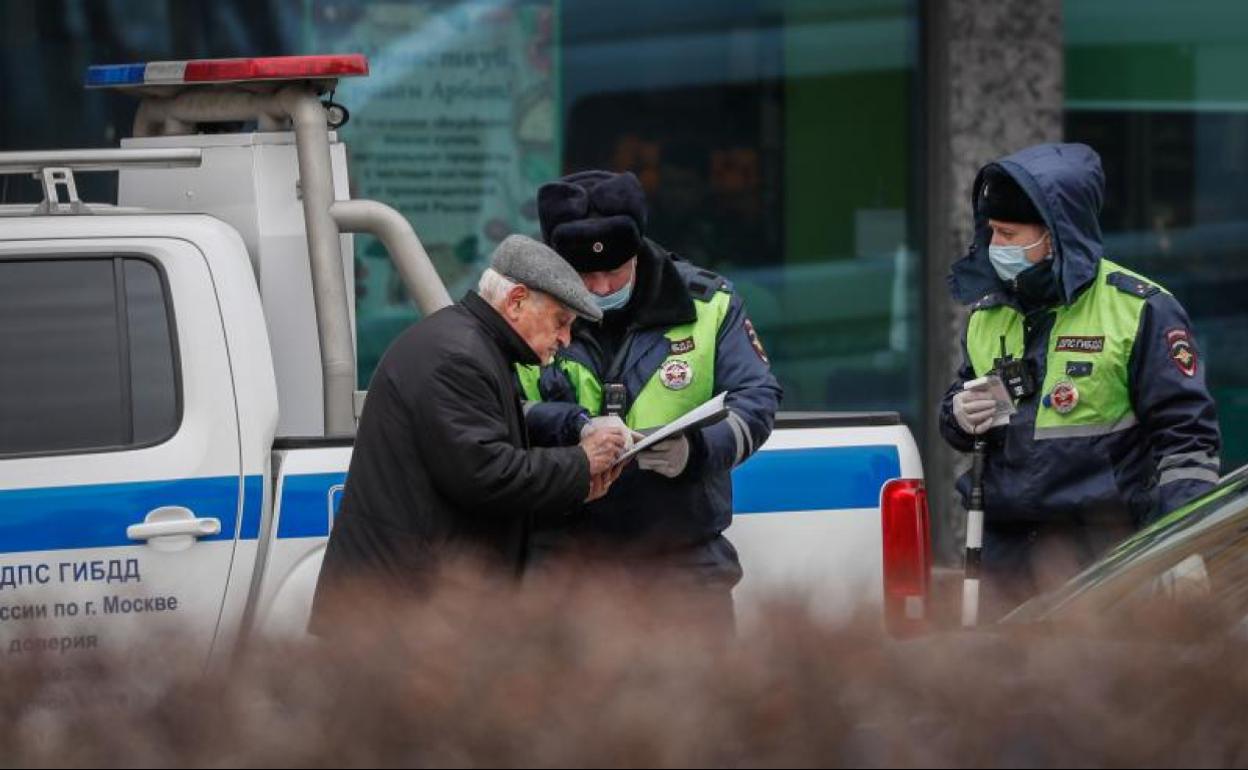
left=127, top=506, right=221, bottom=542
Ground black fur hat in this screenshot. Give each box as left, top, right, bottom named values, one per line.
left=979, top=166, right=1044, bottom=225
left=537, top=170, right=647, bottom=272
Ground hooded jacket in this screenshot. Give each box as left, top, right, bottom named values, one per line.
left=941, top=143, right=1221, bottom=526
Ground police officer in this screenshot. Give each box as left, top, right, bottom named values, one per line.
left=518, top=170, right=782, bottom=618
left=941, top=142, right=1221, bottom=613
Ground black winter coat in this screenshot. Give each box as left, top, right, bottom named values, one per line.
left=310, top=292, right=589, bottom=627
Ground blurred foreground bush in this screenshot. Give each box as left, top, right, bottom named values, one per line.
left=2, top=559, right=1247, bottom=768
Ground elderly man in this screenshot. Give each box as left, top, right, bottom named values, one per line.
left=310, top=235, right=627, bottom=627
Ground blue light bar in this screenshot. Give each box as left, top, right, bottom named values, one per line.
left=84, top=63, right=147, bottom=88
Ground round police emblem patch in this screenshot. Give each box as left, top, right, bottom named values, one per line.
left=1050, top=378, right=1079, bottom=414
left=660, top=359, right=693, bottom=390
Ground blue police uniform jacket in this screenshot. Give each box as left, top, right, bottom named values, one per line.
left=523, top=239, right=782, bottom=573
left=941, top=143, right=1222, bottom=528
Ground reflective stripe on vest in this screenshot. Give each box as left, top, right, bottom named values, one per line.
left=966, top=258, right=1162, bottom=440
left=517, top=290, right=732, bottom=431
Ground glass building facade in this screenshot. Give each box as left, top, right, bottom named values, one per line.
left=1064, top=0, right=1248, bottom=469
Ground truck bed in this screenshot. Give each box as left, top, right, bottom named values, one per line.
left=251, top=412, right=921, bottom=636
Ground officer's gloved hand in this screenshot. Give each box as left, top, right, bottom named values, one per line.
left=580, top=415, right=634, bottom=451
left=952, top=389, right=998, bottom=435
left=638, top=435, right=690, bottom=478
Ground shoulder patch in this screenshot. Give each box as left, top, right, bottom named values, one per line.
left=681, top=266, right=731, bottom=301
left=698, top=269, right=732, bottom=293
left=1106, top=271, right=1160, bottom=299
left=743, top=317, right=769, bottom=364
left=970, top=292, right=1007, bottom=312
left=1166, top=328, right=1198, bottom=377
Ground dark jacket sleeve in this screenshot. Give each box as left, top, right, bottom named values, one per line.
left=521, top=364, right=591, bottom=447
left=1129, top=293, right=1222, bottom=517
left=691, top=293, right=782, bottom=475
left=939, top=332, right=979, bottom=454
left=414, top=354, right=590, bottom=516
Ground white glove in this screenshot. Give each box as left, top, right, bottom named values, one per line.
left=952, top=389, right=998, bottom=435
left=638, top=434, right=690, bottom=478
left=580, top=415, right=634, bottom=451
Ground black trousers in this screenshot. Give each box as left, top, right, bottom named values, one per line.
left=527, top=532, right=742, bottom=635
left=979, top=516, right=1135, bottom=621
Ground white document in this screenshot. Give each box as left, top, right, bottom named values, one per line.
left=963, top=374, right=1016, bottom=428
left=613, top=392, right=729, bottom=466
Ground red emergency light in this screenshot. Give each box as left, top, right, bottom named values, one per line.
left=86, top=54, right=369, bottom=88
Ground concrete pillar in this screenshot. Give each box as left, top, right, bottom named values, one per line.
left=922, top=0, right=1065, bottom=563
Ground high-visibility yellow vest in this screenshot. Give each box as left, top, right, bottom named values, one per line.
left=966, top=258, right=1163, bottom=440
left=517, top=289, right=732, bottom=430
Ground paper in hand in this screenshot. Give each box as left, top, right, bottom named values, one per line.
left=963, top=374, right=1016, bottom=428
left=612, top=392, right=730, bottom=467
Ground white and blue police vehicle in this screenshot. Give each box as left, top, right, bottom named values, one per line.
left=0, top=55, right=927, bottom=666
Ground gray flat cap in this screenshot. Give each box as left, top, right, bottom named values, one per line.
left=491, top=234, right=603, bottom=322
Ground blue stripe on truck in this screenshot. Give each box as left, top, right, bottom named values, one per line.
left=731, top=445, right=901, bottom=513
left=241, top=475, right=264, bottom=540
left=0, top=446, right=904, bottom=552
left=267, top=446, right=905, bottom=539
left=0, top=475, right=261, bottom=553
left=276, top=472, right=346, bottom=539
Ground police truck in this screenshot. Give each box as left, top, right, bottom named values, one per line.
left=0, top=55, right=928, bottom=665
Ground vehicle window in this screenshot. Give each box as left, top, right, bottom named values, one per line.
left=0, top=257, right=179, bottom=456
left=124, top=259, right=179, bottom=445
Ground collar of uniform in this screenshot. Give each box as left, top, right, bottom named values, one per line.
left=580, top=239, right=696, bottom=333
left=461, top=290, right=541, bottom=366
left=970, top=290, right=1010, bottom=312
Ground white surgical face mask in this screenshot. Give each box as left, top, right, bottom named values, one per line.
left=988, top=234, right=1049, bottom=282
left=594, top=278, right=633, bottom=311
